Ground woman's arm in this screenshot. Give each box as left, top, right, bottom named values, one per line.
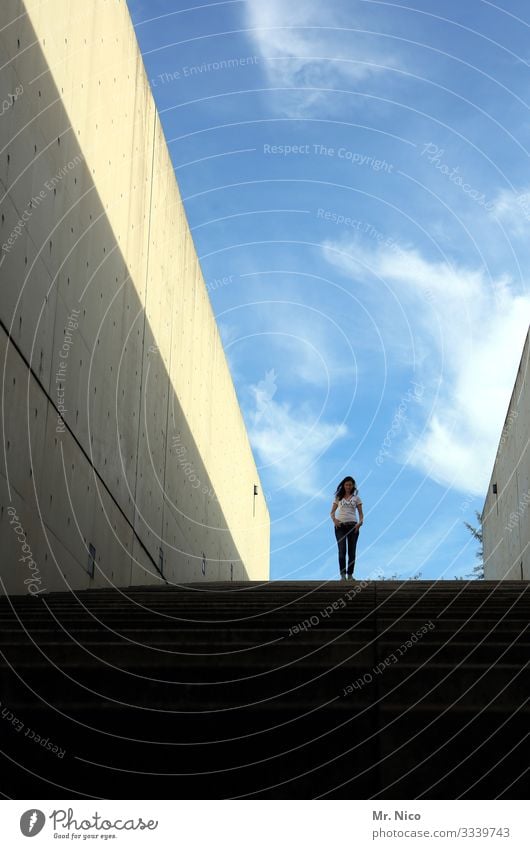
left=356, top=502, right=364, bottom=529
left=330, top=500, right=340, bottom=526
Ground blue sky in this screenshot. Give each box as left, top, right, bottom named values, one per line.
left=126, top=0, right=530, bottom=581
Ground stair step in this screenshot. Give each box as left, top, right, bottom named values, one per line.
left=1, top=580, right=527, bottom=799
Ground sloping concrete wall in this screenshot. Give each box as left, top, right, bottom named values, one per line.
left=0, top=0, right=270, bottom=594
left=482, top=327, right=530, bottom=580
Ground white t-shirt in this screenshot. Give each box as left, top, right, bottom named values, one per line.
left=335, top=494, right=362, bottom=523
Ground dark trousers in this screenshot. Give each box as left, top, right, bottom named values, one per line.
left=334, top=522, right=359, bottom=576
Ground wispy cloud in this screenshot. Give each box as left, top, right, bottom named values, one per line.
left=491, top=185, right=530, bottom=239
left=255, top=308, right=358, bottom=387
left=322, top=239, right=530, bottom=495
left=244, top=0, right=397, bottom=115
left=244, top=367, right=348, bottom=496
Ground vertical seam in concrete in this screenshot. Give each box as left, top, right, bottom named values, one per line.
left=160, top=253, right=175, bottom=576
left=515, top=465, right=520, bottom=580
left=130, top=105, right=160, bottom=584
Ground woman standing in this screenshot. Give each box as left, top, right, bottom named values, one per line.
left=330, top=476, right=363, bottom=579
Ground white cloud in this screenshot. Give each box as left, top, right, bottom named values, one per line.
left=258, top=309, right=358, bottom=387
left=323, top=238, right=530, bottom=495
left=245, top=373, right=348, bottom=496
left=244, top=0, right=397, bottom=115
left=218, top=292, right=358, bottom=388
left=491, top=185, right=530, bottom=239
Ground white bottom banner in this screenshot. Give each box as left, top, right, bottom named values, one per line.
left=0, top=800, right=526, bottom=848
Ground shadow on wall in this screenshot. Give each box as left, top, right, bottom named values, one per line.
left=0, top=3, right=259, bottom=594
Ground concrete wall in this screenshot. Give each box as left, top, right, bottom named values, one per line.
left=0, top=0, right=270, bottom=594
left=482, top=327, right=530, bottom=580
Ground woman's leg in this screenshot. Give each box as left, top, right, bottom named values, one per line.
left=346, top=527, right=360, bottom=576
left=334, top=525, right=347, bottom=576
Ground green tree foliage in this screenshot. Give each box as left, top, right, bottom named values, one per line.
left=463, top=510, right=484, bottom=580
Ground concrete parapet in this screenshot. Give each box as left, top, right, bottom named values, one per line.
left=0, top=0, right=270, bottom=593
left=483, top=328, right=530, bottom=580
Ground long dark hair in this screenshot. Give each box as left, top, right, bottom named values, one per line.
left=335, top=476, right=358, bottom=499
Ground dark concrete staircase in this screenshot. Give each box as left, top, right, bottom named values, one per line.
left=0, top=581, right=528, bottom=799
